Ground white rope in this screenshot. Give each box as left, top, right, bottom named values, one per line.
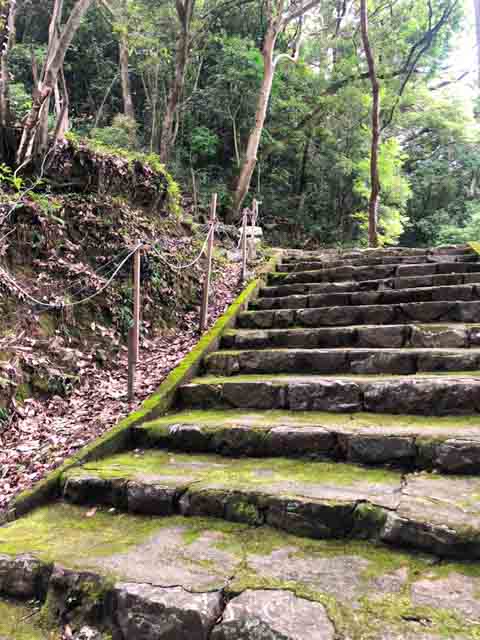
left=0, top=243, right=142, bottom=309
left=154, top=222, right=216, bottom=271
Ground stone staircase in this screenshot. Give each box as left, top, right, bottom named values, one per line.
left=3, top=245, right=480, bottom=639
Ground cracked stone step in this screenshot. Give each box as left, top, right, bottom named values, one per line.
left=268, top=261, right=480, bottom=286
left=3, top=503, right=480, bottom=639
left=238, top=300, right=480, bottom=330
left=134, top=409, right=480, bottom=473
left=60, top=451, right=480, bottom=559
left=178, top=373, right=480, bottom=415
left=251, top=284, right=480, bottom=311
left=222, top=324, right=480, bottom=350
left=204, top=347, right=480, bottom=376
left=262, top=272, right=480, bottom=298
left=279, top=253, right=477, bottom=273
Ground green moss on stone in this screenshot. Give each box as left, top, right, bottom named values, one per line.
left=0, top=599, right=58, bottom=639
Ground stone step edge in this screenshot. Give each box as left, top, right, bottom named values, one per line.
left=221, top=324, right=480, bottom=350
left=133, top=419, right=480, bottom=474
left=278, top=255, right=477, bottom=272
left=251, top=284, right=480, bottom=311
left=238, top=300, right=480, bottom=329
left=0, top=555, right=333, bottom=640
left=61, top=470, right=478, bottom=560
left=178, top=376, right=480, bottom=416
left=261, top=273, right=480, bottom=297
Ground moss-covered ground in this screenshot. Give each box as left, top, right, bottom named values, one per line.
left=143, top=408, right=480, bottom=431
left=0, top=599, right=60, bottom=639
left=63, top=449, right=401, bottom=487
left=2, top=505, right=480, bottom=638
left=191, top=371, right=480, bottom=384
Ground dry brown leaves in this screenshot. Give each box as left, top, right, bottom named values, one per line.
left=0, top=262, right=241, bottom=514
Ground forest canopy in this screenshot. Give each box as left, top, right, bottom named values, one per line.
left=0, top=0, right=478, bottom=247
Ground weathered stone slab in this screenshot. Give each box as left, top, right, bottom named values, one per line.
left=357, top=325, right=406, bottom=348
left=0, top=554, right=51, bottom=599
left=113, top=582, right=222, bottom=640
left=289, top=380, right=362, bottom=412
left=410, top=326, right=467, bottom=348
left=210, top=589, right=335, bottom=640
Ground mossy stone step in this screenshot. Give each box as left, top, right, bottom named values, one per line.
left=134, top=409, right=480, bottom=473
left=268, top=261, right=480, bottom=286
left=262, top=272, right=480, bottom=298
left=280, top=253, right=477, bottom=273
left=238, top=301, right=480, bottom=330
left=178, top=373, right=480, bottom=415
left=251, top=284, right=480, bottom=312
left=222, top=324, right=480, bottom=350
left=281, top=245, right=472, bottom=262
left=204, top=347, right=480, bottom=377
left=60, top=451, right=480, bottom=559
left=3, top=504, right=480, bottom=639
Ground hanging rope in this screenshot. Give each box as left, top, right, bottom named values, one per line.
left=153, top=220, right=217, bottom=271
left=0, top=243, right=142, bottom=309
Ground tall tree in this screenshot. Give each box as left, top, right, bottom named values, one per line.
left=0, top=0, right=15, bottom=127
left=232, top=0, right=321, bottom=218
left=159, top=0, right=196, bottom=164
left=16, top=0, right=94, bottom=166
left=360, top=0, right=380, bottom=247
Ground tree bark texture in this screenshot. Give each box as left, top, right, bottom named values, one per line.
left=0, top=0, right=16, bottom=127
left=475, top=0, right=480, bottom=88
left=360, top=0, right=380, bottom=248
left=159, top=0, right=195, bottom=165
left=16, top=0, right=93, bottom=166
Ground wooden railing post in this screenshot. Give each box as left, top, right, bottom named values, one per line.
left=199, top=193, right=217, bottom=333
left=241, top=209, right=248, bottom=283
left=128, top=243, right=141, bottom=401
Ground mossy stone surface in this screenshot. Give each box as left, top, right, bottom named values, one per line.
left=0, top=599, right=59, bottom=639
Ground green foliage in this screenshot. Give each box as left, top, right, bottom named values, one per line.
left=90, top=114, right=139, bottom=150
left=0, top=163, right=23, bottom=191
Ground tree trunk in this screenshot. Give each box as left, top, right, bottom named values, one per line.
left=0, top=0, right=16, bottom=127
left=159, top=0, right=195, bottom=165
left=475, top=0, right=480, bottom=88
left=231, top=28, right=277, bottom=219
left=360, top=0, right=380, bottom=248
left=16, top=0, right=93, bottom=166
left=119, top=31, right=135, bottom=121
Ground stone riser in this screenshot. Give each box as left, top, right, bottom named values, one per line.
left=238, top=301, right=480, bottom=330
left=269, top=262, right=480, bottom=286
left=61, top=473, right=480, bottom=560
left=204, top=348, right=480, bottom=377
left=134, top=422, right=480, bottom=474
left=222, top=325, right=480, bottom=350
left=178, top=377, right=480, bottom=415
left=262, top=272, right=480, bottom=298
left=251, top=284, right=480, bottom=311
left=280, top=254, right=476, bottom=272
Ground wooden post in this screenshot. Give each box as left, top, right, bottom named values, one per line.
left=199, top=193, right=217, bottom=333
left=128, top=244, right=141, bottom=401
left=127, top=326, right=135, bottom=402
left=241, top=209, right=248, bottom=283
left=249, top=199, right=258, bottom=262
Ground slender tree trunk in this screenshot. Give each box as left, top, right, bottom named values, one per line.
left=159, top=0, right=195, bottom=164
left=232, top=29, right=277, bottom=219
left=360, top=0, right=380, bottom=248
left=0, top=0, right=16, bottom=127
left=475, top=0, right=480, bottom=88
left=119, top=31, right=135, bottom=121
left=16, top=0, right=93, bottom=166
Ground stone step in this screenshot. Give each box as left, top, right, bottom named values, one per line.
left=204, top=347, right=480, bottom=376
left=280, top=253, right=477, bottom=272
left=222, top=324, right=480, bottom=350
left=178, top=373, right=480, bottom=415
left=251, top=284, right=480, bottom=311
left=60, top=451, right=480, bottom=560
left=281, top=244, right=472, bottom=262
left=268, top=261, right=480, bottom=286
left=135, top=409, right=480, bottom=473
left=238, top=300, right=480, bottom=330
left=262, top=272, right=480, bottom=298
left=3, top=503, right=480, bottom=639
